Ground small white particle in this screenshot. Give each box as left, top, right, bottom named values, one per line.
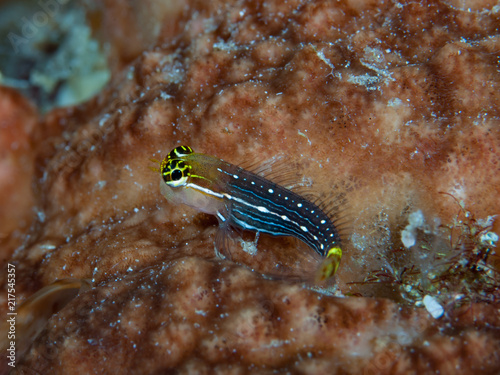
left=281, top=215, right=288, bottom=220
left=480, top=231, right=498, bottom=246
left=423, top=295, right=444, bottom=319
left=321, top=220, right=326, bottom=224
left=297, top=203, right=302, bottom=207
left=268, top=188, right=274, bottom=193
left=300, top=226, right=308, bottom=232
left=251, top=181, right=255, bottom=185
left=233, top=174, right=239, bottom=179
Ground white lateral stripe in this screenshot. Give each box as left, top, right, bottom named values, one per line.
left=224, top=193, right=311, bottom=236
left=188, top=182, right=319, bottom=241
left=187, top=183, right=225, bottom=199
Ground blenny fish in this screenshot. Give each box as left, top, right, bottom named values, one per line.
left=156, top=145, right=343, bottom=282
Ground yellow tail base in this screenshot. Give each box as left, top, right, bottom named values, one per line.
left=315, top=246, right=342, bottom=284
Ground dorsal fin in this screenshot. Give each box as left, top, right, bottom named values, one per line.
left=239, top=152, right=351, bottom=241
left=238, top=154, right=304, bottom=189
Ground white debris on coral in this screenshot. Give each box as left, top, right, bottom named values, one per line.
left=238, top=233, right=260, bottom=256
left=476, top=214, right=497, bottom=229
left=477, top=215, right=498, bottom=247
left=422, top=295, right=444, bottom=319
left=401, top=210, right=425, bottom=248
left=480, top=231, right=498, bottom=247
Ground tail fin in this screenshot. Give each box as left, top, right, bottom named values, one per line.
left=315, top=246, right=342, bottom=284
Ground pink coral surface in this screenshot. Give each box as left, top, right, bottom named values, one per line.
left=1, top=0, right=499, bottom=374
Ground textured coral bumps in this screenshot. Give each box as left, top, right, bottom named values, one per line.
left=0, top=88, right=37, bottom=265
left=1, top=0, right=499, bottom=373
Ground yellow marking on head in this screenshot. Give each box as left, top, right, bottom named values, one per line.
left=168, top=145, right=194, bottom=161
left=160, top=146, right=213, bottom=188
left=162, top=159, right=191, bottom=187
left=160, top=157, right=168, bottom=174
left=315, top=246, right=342, bottom=283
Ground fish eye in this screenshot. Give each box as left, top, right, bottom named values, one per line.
left=171, top=169, right=183, bottom=181
left=163, top=160, right=190, bottom=187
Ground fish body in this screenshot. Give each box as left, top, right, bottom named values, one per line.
left=159, top=146, right=342, bottom=281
